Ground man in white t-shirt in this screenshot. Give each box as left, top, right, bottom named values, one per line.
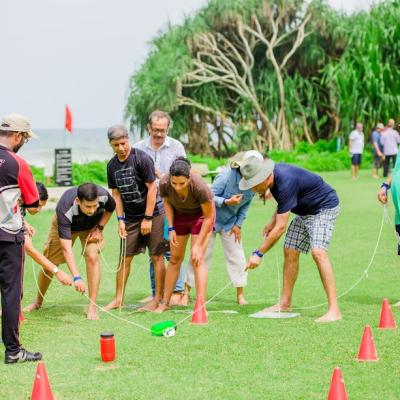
left=349, top=122, right=364, bottom=179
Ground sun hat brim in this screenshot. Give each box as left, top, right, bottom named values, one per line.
left=238, top=159, right=275, bottom=190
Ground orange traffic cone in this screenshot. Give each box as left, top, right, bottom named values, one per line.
left=191, top=295, right=208, bottom=325
left=19, top=311, right=25, bottom=323
left=31, top=361, right=55, bottom=400
left=357, top=325, right=378, bottom=361
left=327, top=367, right=348, bottom=400
left=378, top=298, right=396, bottom=329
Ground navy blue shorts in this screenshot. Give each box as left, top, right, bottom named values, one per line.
left=351, top=154, right=362, bottom=166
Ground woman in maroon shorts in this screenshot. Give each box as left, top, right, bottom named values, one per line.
left=154, top=157, right=214, bottom=313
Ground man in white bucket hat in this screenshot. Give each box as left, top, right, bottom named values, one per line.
left=240, top=157, right=341, bottom=323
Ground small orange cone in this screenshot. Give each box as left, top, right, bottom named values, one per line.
left=327, top=367, right=348, bottom=400
left=357, top=325, right=378, bottom=361
left=19, top=311, right=25, bottom=322
left=31, top=361, right=55, bottom=400
left=378, top=298, right=396, bottom=329
left=191, top=295, right=208, bottom=325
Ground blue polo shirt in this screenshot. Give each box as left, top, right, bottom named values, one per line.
left=213, top=168, right=255, bottom=232
left=270, top=164, right=339, bottom=216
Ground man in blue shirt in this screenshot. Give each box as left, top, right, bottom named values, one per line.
left=183, top=151, right=260, bottom=305
left=241, top=156, right=341, bottom=323
left=371, top=123, right=384, bottom=178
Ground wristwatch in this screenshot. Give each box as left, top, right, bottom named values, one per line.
left=52, top=266, right=59, bottom=274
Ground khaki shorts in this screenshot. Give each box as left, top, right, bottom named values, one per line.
left=43, top=216, right=105, bottom=265
left=125, top=213, right=167, bottom=257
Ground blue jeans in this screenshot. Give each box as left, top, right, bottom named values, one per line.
left=150, top=250, right=185, bottom=297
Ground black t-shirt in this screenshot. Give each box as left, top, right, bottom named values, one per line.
left=107, top=148, right=164, bottom=222
left=270, top=164, right=339, bottom=216
left=56, top=186, right=116, bottom=240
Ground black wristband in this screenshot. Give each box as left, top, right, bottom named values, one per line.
left=95, top=224, right=104, bottom=231
left=143, top=215, right=153, bottom=221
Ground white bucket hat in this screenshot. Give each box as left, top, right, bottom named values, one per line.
left=238, top=156, right=275, bottom=190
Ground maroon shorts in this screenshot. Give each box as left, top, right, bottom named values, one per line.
left=174, top=210, right=214, bottom=236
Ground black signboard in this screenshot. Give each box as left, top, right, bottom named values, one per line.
left=55, top=148, right=72, bottom=186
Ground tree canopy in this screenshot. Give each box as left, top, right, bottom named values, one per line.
left=126, top=0, right=400, bottom=155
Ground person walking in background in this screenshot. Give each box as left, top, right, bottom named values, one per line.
left=105, top=125, right=166, bottom=312
left=349, top=122, right=364, bottom=180
left=0, top=113, right=42, bottom=364
left=154, top=158, right=215, bottom=313
left=381, top=118, right=400, bottom=177
left=134, top=110, right=186, bottom=305
left=371, top=123, right=385, bottom=179
left=183, top=151, right=262, bottom=306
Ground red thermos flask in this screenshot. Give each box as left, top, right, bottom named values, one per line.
left=100, top=332, right=116, bottom=362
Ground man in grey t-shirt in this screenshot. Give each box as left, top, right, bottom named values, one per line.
left=381, top=118, right=400, bottom=177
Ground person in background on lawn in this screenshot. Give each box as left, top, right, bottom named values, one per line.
left=154, top=157, right=215, bottom=313
left=22, top=182, right=72, bottom=287
left=377, top=156, right=400, bottom=307
left=0, top=112, right=42, bottom=364
left=349, top=122, right=364, bottom=180
left=105, top=124, right=166, bottom=312
left=25, top=183, right=115, bottom=320
left=381, top=118, right=400, bottom=177
left=371, top=123, right=385, bottom=179
left=134, top=110, right=186, bottom=305
left=183, top=150, right=262, bottom=306
left=241, top=156, right=342, bottom=323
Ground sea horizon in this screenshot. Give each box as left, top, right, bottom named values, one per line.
left=19, top=128, right=142, bottom=173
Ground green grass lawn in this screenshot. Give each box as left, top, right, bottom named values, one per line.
left=1, top=170, right=400, bottom=399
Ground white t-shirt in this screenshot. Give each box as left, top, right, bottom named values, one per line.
left=349, top=130, right=364, bottom=154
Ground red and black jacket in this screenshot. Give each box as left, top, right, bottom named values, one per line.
left=0, top=144, right=39, bottom=242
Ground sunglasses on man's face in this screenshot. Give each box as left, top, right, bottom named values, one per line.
left=18, top=132, right=30, bottom=143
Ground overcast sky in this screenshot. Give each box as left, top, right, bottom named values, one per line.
left=1, top=0, right=373, bottom=129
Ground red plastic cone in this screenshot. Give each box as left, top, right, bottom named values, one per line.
left=31, top=361, right=55, bottom=400
left=191, top=295, right=208, bottom=325
left=378, top=298, right=396, bottom=329
left=327, top=367, right=348, bottom=400
left=357, top=325, right=378, bottom=361
left=19, top=311, right=25, bottom=322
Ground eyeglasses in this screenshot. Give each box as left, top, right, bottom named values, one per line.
left=18, top=132, right=30, bottom=143
left=149, top=127, right=168, bottom=135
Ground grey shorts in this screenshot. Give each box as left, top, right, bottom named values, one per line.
left=284, top=206, right=339, bottom=253
left=125, top=214, right=167, bottom=257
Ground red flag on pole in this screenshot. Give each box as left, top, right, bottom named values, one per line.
left=65, top=105, right=73, bottom=133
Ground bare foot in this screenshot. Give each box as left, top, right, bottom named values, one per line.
left=315, top=310, right=342, bottom=323
left=138, top=295, right=153, bottom=303
left=138, top=299, right=158, bottom=312
left=393, top=300, right=400, bottom=307
left=260, top=303, right=291, bottom=313
left=179, top=294, right=190, bottom=306
left=87, top=308, right=99, bottom=320
left=104, top=299, right=123, bottom=311
left=153, top=303, right=170, bottom=314
left=24, top=302, right=42, bottom=312
left=237, top=295, right=248, bottom=306
left=169, top=292, right=183, bottom=306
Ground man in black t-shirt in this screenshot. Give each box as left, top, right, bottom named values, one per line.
left=25, top=183, right=115, bottom=320
left=240, top=157, right=341, bottom=323
left=104, top=125, right=166, bottom=312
